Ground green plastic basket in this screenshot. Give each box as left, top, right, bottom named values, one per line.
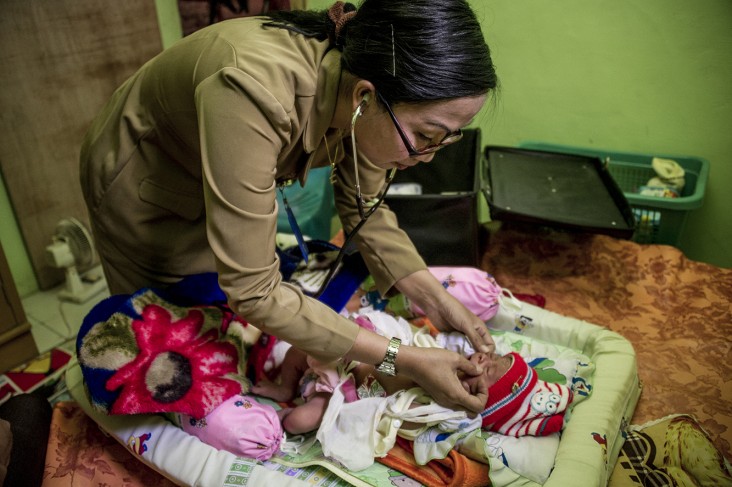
left=519, top=142, right=709, bottom=246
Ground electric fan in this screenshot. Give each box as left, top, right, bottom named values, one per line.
left=44, top=217, right=107, bottom=303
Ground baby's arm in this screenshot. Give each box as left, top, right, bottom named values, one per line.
left=252, top=346, right=309, bottom=403
left=279, top=392, right=331, bottom=435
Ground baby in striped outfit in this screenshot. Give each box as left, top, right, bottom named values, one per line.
left=464, top=350, right=573, bottom=437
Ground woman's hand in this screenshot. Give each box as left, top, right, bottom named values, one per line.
left=396, top=270, right=495, bottom=354
left=425, top=291, right=496, bottom=354
left=345, top=327, right=488, bottom=413
left=398, top=345, right=488, bottom=414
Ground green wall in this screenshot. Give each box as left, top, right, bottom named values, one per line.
left=311, top=0, right=732, bottom=268
left=467, top=0, right=732, bottom=268
left=2, top=0, right=729, bottom=298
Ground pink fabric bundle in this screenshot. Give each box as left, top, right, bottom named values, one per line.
left=179, top=394, right=282, bottom=461
left=411, top=267, right=503, bottom=321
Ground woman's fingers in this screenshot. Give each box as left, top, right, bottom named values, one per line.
left=437, top=295, right=495, bottom=354
left=430, top=351, right=487, bottom=414
left=454, top=355, right=488, bottom=412
left=398, top=345, right=488, bottom=414
left=463, top=321, right=495, bottom=354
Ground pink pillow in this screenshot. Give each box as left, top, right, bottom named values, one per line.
left=412, top=266, right=503, bottom=321
left=180, top=394, right=282, bottom=460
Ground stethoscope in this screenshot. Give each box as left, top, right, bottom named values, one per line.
left=280, top=98, right=396, bottom=298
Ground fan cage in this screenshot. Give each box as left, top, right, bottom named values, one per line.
left=55, top=218, right=95, bottom=269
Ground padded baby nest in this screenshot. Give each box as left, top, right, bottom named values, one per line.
left=67, top=299, right=640, bottom=487
left=486, top=302, right=641, bottom=486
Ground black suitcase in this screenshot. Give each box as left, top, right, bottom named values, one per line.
left=385, top=129, right=485, bottom=267
left=483, top=146, right=636, bottom=239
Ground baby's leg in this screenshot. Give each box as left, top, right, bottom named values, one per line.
left=280, top=392, right=331, bottom=435
left=252, top=347, right=309, bottom=403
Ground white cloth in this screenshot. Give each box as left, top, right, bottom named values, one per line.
left=316, top=385, right=466, bottom=471
left=356, top=310, right=415, bottom=344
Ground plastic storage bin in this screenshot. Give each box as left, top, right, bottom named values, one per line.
left=520, top=142, right=709, bottom=246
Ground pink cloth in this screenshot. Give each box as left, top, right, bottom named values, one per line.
left=179, top=394, right=282, bottom=460
left=300, top=356, right=358, bottom=403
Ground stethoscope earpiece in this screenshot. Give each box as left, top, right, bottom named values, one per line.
left=354, top=93, right=371, bottom=118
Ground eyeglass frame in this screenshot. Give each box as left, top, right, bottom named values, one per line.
left=376, top=91, right=464, bottom=157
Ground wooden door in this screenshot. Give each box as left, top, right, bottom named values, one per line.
left=0, top=0, right=163, bottom=290
left=0, top=243, right=38, bottom=373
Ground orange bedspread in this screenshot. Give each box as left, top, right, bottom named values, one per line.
left=42, top=226, right=731, bottom=486
left=482, top=224, right=731, bottom=461
left=43, top=402, right=174, bottom=486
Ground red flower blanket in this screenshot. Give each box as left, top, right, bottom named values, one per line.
left=76, top=273, right=259, bottom=419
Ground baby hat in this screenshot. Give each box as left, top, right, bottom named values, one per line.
left=180, top=394, right=283, bottom=460
left=481, top=353, right=573, bottom=437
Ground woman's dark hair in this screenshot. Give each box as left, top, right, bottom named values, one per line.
left=263, top=0, right=497, bottom=104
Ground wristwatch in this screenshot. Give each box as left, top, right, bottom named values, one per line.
left=376, top=337, right=401, bottom=376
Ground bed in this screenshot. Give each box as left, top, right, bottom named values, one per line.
left=43, top=224, right=731, bottom=486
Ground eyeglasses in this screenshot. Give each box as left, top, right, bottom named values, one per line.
left=376, top=91, right=463, bottom=156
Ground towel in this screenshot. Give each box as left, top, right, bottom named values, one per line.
left=378, top=436, right=490, bottom=487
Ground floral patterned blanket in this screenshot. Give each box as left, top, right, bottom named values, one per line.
left=76, top=273, right=260, bottom=419
left=75, top=239, right=368, bottom=420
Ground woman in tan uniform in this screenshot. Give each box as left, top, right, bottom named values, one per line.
left=80, top=0, right=498, bottom=414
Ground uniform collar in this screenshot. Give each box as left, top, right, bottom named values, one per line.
left=302, top=49, right=342, bottom=153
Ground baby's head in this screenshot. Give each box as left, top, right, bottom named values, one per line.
left=478, top=352, right=574, bottom=436
left=460, top=351, right=512, bottom=394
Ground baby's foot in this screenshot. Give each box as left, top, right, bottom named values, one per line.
left=251, top=380, right=295, bottom=403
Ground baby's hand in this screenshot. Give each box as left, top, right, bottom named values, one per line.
left=251, top=380, right=294, bottom=403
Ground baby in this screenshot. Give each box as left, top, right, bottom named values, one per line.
left=181, top=265, right=571, bottom=461
left=177, top=319, right=572, bottom=465
left=253, top=334, right=573, bottom=438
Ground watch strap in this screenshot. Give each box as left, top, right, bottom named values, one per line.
left=376, top=337, right=401, bottom=376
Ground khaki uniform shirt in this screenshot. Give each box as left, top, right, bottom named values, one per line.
left=80, top=17, right=425, bottom=361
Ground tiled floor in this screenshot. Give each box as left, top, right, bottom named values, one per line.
left=22, top=266, right=111, bottom=355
